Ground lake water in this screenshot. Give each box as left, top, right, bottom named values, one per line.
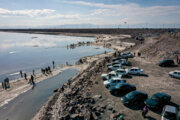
left=0, top=69, right=78, bottom=120
left=0, top=32, right=113, bottom=82
left=0, top=32, right=113, bottom=120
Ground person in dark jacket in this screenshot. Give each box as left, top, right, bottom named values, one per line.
left=24, top=73, right=27, bottom=80
left=20, top=70, right=23, bottom=78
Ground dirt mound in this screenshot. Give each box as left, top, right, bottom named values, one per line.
left=140, top=33, right=180, bottom=63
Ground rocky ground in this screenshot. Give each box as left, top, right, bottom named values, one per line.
left=33, top=32, right=180, bottom=120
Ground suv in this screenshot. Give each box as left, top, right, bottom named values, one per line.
left=103, top=77, right=126, bottom=88
left=109, top=83, right=136, bottom=95
left=161, top=105, right=178, bottom=120
left=121, top=91, right=148, bottom=106
left=128, top=67, right=143, bottom=75
left=159, top=59, right=175, bottom=67
left=169, top=70, right=180, bottom=79
left=145, top=92, right=171, bottom=110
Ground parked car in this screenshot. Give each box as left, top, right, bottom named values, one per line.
left=101, top=71, right=118, bottom=80
left=109, top=83, right=136, bottom=95
left=112, top=57, right=123, bottom=62
left=159, top=59, right=175, bottom=67
left=121, top=52, right=134, bottom=58
left=169, top=70, right=180, bottom=79
left=116, top=68, right=128, bottom=75
left=103, top=77, right=126, bottom=88
left=107, top=61, right=121, bottom=67
left=121, top=91, right=148, bottom=106
left=128, top=67, right=143, bottom=75
left=161, top=105, right=178, bottom=120
left=145, top=92, right=171, bottom=110
left=108, top=64, right=122, bottom=71
left=119, top=59, right=132, bottom=66
left=116, top=69, right=132, bottom=78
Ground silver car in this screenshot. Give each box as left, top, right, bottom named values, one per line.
left=161, top=105, right=178, bottom=120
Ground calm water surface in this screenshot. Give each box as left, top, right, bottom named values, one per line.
left=0, top=32, right=113, bottom=82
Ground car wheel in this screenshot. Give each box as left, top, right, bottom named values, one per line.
left=106, top=85, right=110, bottom=88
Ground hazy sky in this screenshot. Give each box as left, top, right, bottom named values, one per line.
left=0, top=0, right=180, bottom=27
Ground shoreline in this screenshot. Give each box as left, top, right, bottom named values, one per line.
left=32, top=33, right=136, bottom=120
left=0, top=64, right=85, bottom=108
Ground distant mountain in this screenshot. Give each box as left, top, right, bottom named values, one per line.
left=0, top=23, right=179, bottom=29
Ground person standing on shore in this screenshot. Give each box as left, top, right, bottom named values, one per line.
left=52, top=61, right=55, bottom=69
left=31, top=75, right=36, bottom=88
left=5, top=77, right=10, bottom=88
left=1, top=81, right=5, bottom=89
left=24, top=73, right=27, bottom=80
left=20, top=70, right=23, bottom=78
left=32, top=69, right=35, bottom=76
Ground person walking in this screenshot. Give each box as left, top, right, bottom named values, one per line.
left=31, top=75, right=36, bottom=88
left=24, top=73, right=27, bottom=80
left=142, top=105, right=149, bottom=118
left=20, top=70, right=23, bottom=78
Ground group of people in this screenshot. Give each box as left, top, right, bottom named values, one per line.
left=1, top=61, right=55, bottom=90
left=20, top=70, right=36, bottom=87
left=41, top=66, right=52, bottom=75
left=1, top=77, right=10, bottom=90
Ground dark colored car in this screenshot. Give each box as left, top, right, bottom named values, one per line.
left=109, top=83, right=136, bottom=95
left=145, top=92, right=171, bottom=110
left=121, top=91, right=148, bottom=106
left=112, top=57, right=123, bottom=62
left=159, top=59, right=175, bottom=67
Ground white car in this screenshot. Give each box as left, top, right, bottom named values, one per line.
left=128, top=67, right=143, bottom=75
left=103, top=77, right=126, bottom=88
left=116, top=68, right=128, bottom=75
left=169, top=70, right=180, bottom=79
left=161, top=105, right=178, bottom=120
left=121, top=52, right=134, bottom=58
left=108, top=64, right=122, bottom=71
left=101, top=71, right=118, bottom=80
left=107, top=61, right=121, bottom=67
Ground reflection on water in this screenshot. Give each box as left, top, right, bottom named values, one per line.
left=0, top=69, right=78, bottom=120
left=0, top=32, right=113, bottom=82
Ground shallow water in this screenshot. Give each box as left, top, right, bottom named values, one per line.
left=0, top=69, right=78, bottom=120
left=0, top=32, right=113, bottom=82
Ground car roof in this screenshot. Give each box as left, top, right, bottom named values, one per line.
left=112, top=77, right=122, bottom=80
left=116, top=68, right=125, bottom=71
left=153, top=92, right=171, bottom=98
left=160, top=59, right=174, bottom=62
left=131, top=90, right=147, bottom=95
left=117, top=83, right=135, bottom=87
left=109, top=71, right=116, bottom=74
left=164, top=105, right=177, bottom=113
left=173, top=70, right=180, bottom=73
left=131, top=67, right=140, bottom=69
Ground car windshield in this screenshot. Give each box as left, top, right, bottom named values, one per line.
left=108, top=79, right=113, bottom=82
left=163, top=111, right=177, bottom=120
left=125, top=92, right=135, bottom=99
left=151, top=95, right=160, bottom=101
